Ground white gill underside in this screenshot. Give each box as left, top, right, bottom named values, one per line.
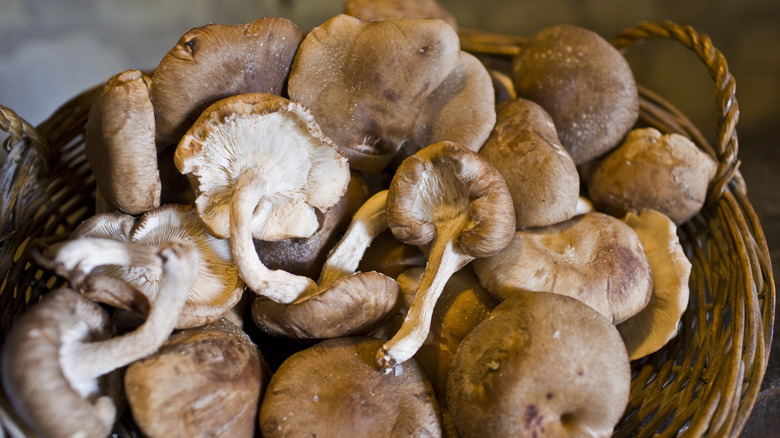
left=412, top=164, right=470, bottom=227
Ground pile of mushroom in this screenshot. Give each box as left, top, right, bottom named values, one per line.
left=2, top=0, right=711, bottom=436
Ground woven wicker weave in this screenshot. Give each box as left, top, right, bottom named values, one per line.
left=0, top=20, right=774, bottom=437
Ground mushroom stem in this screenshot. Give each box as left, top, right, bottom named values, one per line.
left=63, top=240, right=198, bottom=383
left=231, top=168, right=318, bottom=303
left=377, top=224, right=474, bottom=372
left=53, top=238, right=161, bottom=285
left=317, top=190, right=389, bottom=288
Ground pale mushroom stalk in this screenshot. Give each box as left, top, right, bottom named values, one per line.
left=378, top=224, right=474, bottom=371
left=52, top=238, right=161, bottom=284
left=231, top=167, right=318, bottom=303
left=317, top=189, right=388, bottom=288
left=60, top=240, right=198, bottom=382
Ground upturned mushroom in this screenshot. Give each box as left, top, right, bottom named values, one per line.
left=124, top=318, right=271, bottom=438
left=511, top=24, right=639, bottom=164
left=479, top=97, right=580, bottom=228
left=583, top=127, right=718, bottom=225
left=250, top=190, right=400, bottom=340
left=52, top=204, right=243, bottom=329
left=472, top=211, right=653, bottom=324
left=447, top=291, right=631, bottom=438
left=377, top=141, right=515, bottom=372
left=86, top=69, right=161, bottom=215
left=287, top=14, right=495, bottom=173
left=175, top=93, right=350, bottom=304
left=259, top=337, right=442, bottom=437
left=1, top=240, right=197, bottom=438
left=150, top=17, right=303, bottom=144
left=618, top=208, right=691, bottom=360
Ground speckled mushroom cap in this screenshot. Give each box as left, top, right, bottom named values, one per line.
left=71, top=204, right=243, bottom=329
left=447, top=291, right=631, bottom=438
left=259, top=337, right=442, bottom=437
left=86, top=69, right=161, bottom=215
left=150, top=17, right=303, bottom=144
left=479, top=98, right=580, bottom=228
left=344, top=0, right=458, bottom=31
left=472, top=211, right=653, bottom=324
left=511, top=24, right=639, bottom=165
left=287, top=14, right=495, bottom=173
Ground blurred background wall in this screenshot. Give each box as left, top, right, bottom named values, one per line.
left=1, top=0, right=778, bottom=433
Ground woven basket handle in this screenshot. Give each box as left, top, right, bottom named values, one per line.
left=609, top=20, right=739, bottom=205
left=0, top=105, right=50, bottom=169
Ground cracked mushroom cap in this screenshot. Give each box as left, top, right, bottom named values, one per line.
left=288, top=14, right=495, bottom=173
left=259, top=337, right=442, bottom=437
left=618, top=209, right=691, bottom=360
left=583, top=127, right=718, bottom=225
left=473, top=211, right=653, bottom=324
left=150, top=17, right=303, bottom=144
left=511, top=24, right=639, bottom=164
left=124, top=318, right=270, bottom=438
left=479, top=97, right=580, bottom=228
left=344, top=0, right=458, bottom=31
left=447, top=291, right=631, bottom=438
left=67, top=204, right=243, bottom=329
left=2, top=240, right=198, bottom=438
left=86, top=69, right=161, bottom=215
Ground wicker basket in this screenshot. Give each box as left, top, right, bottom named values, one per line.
left=0, top=20, right=774, bottom=438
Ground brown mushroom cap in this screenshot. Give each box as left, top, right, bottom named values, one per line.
left=259, top=337, right=442, bottom=437
left=479, top=98, right=580, bottom=228
left=124, top=318, right=270, bottom=438
left=344, top=0, right=458, bottom=31
left=150, top=17, right=303, bottom=144
left=447, top=291, right=631, bottom=438
left=288, top=14, right=495, bottom=173
left=86, top=69, right=161, bottom=215
left=68, top=204, right=244, bottom=329
left=473, top=211, right=653, bottom=324
left=583, top=127, right=718, bottom=225
left=511, top=24, right=639, bottom=164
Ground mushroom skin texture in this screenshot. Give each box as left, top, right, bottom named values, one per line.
left=479, top=98, right=580, bottom=228
left=2, top=240, right=198, bottom=438
left=124, top=318, right=270, bottom=438
left=511, top=24, right=639, bottom=165
left=288, top=14, right=495, bottom=173
left=473, top=211, right=653, bottom=324
left=447, top=291, right=631, bottom=438
left=583, top=127, right=718, bottom=225
left=618, top=209, right=691, bottom=360
left=344, top=0, right=459, bottom=31
left=175, top=93, right=350, bottom=304
left=259, top=337, right=442, bottom=437
left=64, top=204, right=243, bottom=329
left=150, top=17, right=303, bottom=144
left=378, top=141, right=515, bottom=372
left=86, top=69, right=161, bottom=215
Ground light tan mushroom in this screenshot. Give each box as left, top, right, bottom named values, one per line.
left=150, top=17, right=303, bottom=144
left=287, top=14, right=495, bottom=173
left=618, top=209, right=691, bottom=360
left=259, top=337, right=442, bottom=437
left=472, top=211, right=653, bottom=324
left=583, top=127, right=718, bottom=225
left=1, top=240, right=197, bottom=438
left=54, top=204, right=243, bottom=329
left=86, top=69, right=161, bottom=215
left=175, top=93, right=350, bottom=304
left=511, top=24, right=639, bottom=164
left=479, top=97, right=580, bottom=228
left=377, top=141, right=515, bottom=372
left=447, top=291, right=631, bottom=438
left=124, top=318, right=271, bottom=438
left=344, top=0, right=459, bottom=31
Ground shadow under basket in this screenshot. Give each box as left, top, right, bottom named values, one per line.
left=0, top=20, right=774, bottom=438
